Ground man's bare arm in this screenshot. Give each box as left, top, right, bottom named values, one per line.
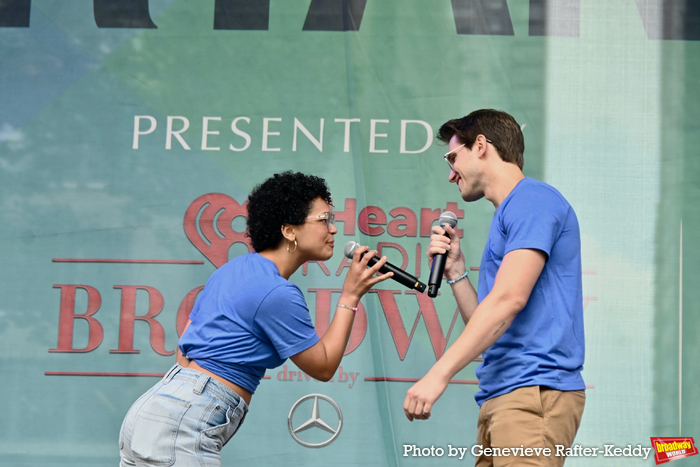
left=403, top=248, right=546, bottom=420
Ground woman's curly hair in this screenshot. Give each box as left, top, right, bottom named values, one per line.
left=246, top=171, right=332, bottom=252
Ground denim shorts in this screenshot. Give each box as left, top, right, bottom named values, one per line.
left=119, top=364, right=249, bottom=467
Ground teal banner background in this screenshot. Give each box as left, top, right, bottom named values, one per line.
left=1, top=1, right=698, bottom=465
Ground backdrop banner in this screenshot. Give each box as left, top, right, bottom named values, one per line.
left=1, top=1, right=698, bottom=465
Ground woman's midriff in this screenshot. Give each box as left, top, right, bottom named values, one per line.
left=181, top=359, right=253, bottom=405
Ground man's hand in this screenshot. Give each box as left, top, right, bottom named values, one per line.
left=427, top=224, right=465, bottom=280
left=403, top=372, right=450, bottom=421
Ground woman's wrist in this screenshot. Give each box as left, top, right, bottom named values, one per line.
left=337, top=292, right=360, bottom=309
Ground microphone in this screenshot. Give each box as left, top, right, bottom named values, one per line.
left=344, top=241, right=427, bottom=293
left=427, top=211, right=458, bottom=297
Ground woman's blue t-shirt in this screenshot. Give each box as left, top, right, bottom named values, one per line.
left=178, top=253, right=320, bottom=394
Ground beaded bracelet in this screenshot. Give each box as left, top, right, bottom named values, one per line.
left=445, top=270, right=469, bottom=284
left=337, top=304, right=358, bottom=312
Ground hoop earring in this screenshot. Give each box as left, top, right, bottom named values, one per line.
left=287, top=239, right=297, bottom=254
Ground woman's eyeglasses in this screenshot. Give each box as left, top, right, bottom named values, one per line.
left=305, top=212, right=336, bottom=231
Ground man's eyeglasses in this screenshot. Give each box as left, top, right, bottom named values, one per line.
left=306, top=212, right=336, bottom=231
left=443, top=139, right=493, bottom=171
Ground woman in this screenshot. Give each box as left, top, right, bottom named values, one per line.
left=119, top=171, right=391, bottom=466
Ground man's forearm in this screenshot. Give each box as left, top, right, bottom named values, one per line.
left=404, top=249, right=546, bottom=420
left=426, top=292, right=520, bottom=383
left=449, top=274, right=479, bottom=324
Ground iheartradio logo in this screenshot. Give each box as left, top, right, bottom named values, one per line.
left=184, top=193, right=253, bottom=268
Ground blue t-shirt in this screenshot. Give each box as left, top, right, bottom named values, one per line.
left=475, top=177, right=585, bottom=406
left=178, top=253, right=320, bottom=394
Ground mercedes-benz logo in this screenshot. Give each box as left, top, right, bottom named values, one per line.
left=287, top=394, right=343, bottom=448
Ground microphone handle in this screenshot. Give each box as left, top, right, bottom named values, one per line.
left=427, top=231, right=450, bottom=297
left=427, top=254, right=447, bottom=298
left=362, top=253, right=427, bottom=293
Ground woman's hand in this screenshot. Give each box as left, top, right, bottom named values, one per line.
left=290, top=244, right=393, bottom=381
left=340, top=245, right=394, bottom=304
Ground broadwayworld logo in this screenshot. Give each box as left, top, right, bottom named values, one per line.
left=650, top=437, right=698, bottom=464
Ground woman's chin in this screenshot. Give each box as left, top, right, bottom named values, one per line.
left=320, top=246, right=334, bottom=261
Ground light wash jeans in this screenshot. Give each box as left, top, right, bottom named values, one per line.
left=119, top=364, right=249, bottom=467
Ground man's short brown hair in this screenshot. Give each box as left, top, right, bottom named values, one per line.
left=437, top=109, right=524, bottom=169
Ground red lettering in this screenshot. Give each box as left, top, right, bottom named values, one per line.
left=333, top=198, right=356, bottom=235
left=184, top=193, right=252, bottom=268
left=445, top=202, right=465, bottom=238
left=335, top=254, right=352, bottom=276
left=420, top=207, right=441, bottom=237
left=302, top=261, right=331, bottom=276
left=387, top=207, right=417, bottom=237
left=110, top=286, right=174, bottom=356
left=371, top=289, right=461, bottom=360
left=308, top=288, right=366, bottom=355
left=358, top=205, right=387, bottom=236
left=420, top=203, right=465, bottom=238
left=377, top=242, right=408, bottom=269
left=50, top=284, right=103, bottom=353
left=583, top=296, right=598, bottom=310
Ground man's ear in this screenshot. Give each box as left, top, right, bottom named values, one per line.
left=476, top=134, right=490, bottom=157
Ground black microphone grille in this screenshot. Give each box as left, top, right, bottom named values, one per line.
left=343, top=241, right=360, bottom=259
left=439, top=211, right=458, bottom=228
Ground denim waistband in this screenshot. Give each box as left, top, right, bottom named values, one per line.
left=162, top=364, right=249, bottom=413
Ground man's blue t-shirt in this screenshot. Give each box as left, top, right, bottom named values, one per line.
left=475, top=177, right=585, bottom=406
left=178, top=253, right=320, bottom=394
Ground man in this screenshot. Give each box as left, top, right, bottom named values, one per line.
left=404, top=109, right=585, bottom=466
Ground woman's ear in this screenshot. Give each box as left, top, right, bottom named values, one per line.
left=281, top=224, right=296, bottom=243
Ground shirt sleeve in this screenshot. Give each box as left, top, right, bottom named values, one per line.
left=502, top=186, right=568, bottom=260
left=254, top=283, right=320, bottom=359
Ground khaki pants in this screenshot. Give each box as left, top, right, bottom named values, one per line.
left=475, top=386, right=585, bottom=467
